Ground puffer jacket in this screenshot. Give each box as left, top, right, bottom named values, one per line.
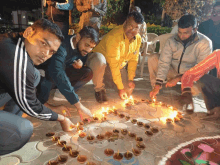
left=156, top=32, right=212, bottom=85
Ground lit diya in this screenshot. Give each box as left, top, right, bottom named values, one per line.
left=113, top=129, right=120, bottom=134
left=151, top=127, right=159, bottom=133
left=96, top=134, right=105, bottom=140
left=57, top=140, right=66, bottom=147
left=121, top=129, right=128, bottom=135
left=145, top=131, right=153, bottom=136
left=87, top=135, right=95, bottom=142
left=77, top=155, right=87, bottom=164
left=83, top=118, right=89, bottom=124
left=69, top=149, right=79, bottom=158
left=93, top=115, right=99, bottom=121
left=113, top=151, right=123, bottom=161
left=105, top=131, right=113, bottom=138
left=132, top=148, right=141, bottom=156
left=177, top=113, right=183, bottom=119
left=128, top=132, right=136, bottom=138
left=118, top=113, right=125, bottom=118
left=52, top=136, right=60, bottom=142
left=47, top=160, right=59, bottom=165
left=79, top=131, right=87, bottom=138
left=136, top=143, right=146, bottom=150
left=104, top=148, right=114, bottom=156
left=113, top=110, right=118, bottom=116
left=144, top=123, right=150, bottom=129
left=86, top=162, right=96, bottom=165
left=125, top=116, right=130, bottom=121
left=46, top=132, right=55, bottom=137
left=57, top=155, right=68, bottom=164
left=62, top=144, right=72, bottom=152
left=124, top=151, right=133, bottom=160
left=135, top=137, right=143, bottom=142
left=174, top=117, right=180, bottom=122
left=137, top=121, right=143, bottom=127
left=166, top=118, right=173, bottom=123
left=131, top=119, right=137, bottom=124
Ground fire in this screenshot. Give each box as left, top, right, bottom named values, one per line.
left=160, top=110, right=178, bottom=124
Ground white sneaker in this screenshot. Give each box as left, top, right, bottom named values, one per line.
left=53, top=89, right=81, bottom=101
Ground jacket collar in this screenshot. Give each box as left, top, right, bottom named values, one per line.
left=174, top=32, right=199, bottom=47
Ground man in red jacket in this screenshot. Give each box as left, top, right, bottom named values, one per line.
left=180, top=50, right=220, bottom=117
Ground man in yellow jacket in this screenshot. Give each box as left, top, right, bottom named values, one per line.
left=86, top=11, right=144, bottom=103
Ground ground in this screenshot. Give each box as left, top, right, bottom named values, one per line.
left=1, top=62, right=218, bottom=165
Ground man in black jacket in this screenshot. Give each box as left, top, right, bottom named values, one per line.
left=0, top=19, right=75, bottom=156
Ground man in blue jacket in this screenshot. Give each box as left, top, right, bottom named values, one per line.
left=37, top=26, right=99, bottom=118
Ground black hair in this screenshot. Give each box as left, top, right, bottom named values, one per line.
left=79, top=26, right=99, bottom=44
left=214, top=2, right=220, bottom=8
left=127, top=11, right=144, bottom=24
left=178, top=14, right=197, bottom=29
left=31, top=18, right=64, bottom=42
left=130, top=6, right=141, bottom=13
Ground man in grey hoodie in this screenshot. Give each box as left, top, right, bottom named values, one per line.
left=149, top=14, right=212, bottom=98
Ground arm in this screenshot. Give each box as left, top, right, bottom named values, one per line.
left=75, top=0, right=91, bottom=12
left=105, top=36, right=124, bottom=90
left=181, top=50, right=220, bottom=90
left=47, top=46, right=79, bottom=105
left=155, top=39, right=173, bottom=86
left=93, top=0, right=107, bottom=16
left=127, top=36, right=142, bottom=81
left=196, top=38, right=213, bottom=63
left=55, top=0, right=74, bottom=10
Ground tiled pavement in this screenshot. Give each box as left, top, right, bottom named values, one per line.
left=0, top=63, right=216, bottom=165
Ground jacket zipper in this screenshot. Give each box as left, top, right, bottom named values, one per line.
left=177, top=46, right=186, bottom=74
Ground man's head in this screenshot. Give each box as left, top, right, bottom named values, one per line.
left=123, top=11, right=144, bottom=40
left=211, top=2, right=220, bottom=22
left=130, top=6, right=141, bottom=13
left=23, top=18, right=64, bottom=65
left=177, top=14, right=198, bottom=41
left=75, top=26, right=99, bottom=56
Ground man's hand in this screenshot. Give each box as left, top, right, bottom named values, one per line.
left=72, top=59, right=83, bottom=69
left=149, top=85, right=161, bottom=98
left=119, top=89, right=128, bottom=100
left=166, top=77, right=181, bottom=88
left=128, top=80, right=135, bottom=89
left=58, top=114, right=75, bottom=132
left=74, top=102, right=93, bottom=120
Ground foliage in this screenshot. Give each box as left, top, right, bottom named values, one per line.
left=147, top=26, right=172, bottom=35
left=163, top=0, right=215, bottom=22
left=146, top=13, right=162, bottom=25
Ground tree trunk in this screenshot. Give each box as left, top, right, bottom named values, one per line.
left=161, top=7, right=165, bottom=26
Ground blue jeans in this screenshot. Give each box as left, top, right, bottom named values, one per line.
left=0, top=68, right=40, bottom=155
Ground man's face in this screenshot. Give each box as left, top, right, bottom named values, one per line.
left=77, top=37, right=96, bottom=56
left=178, top=26, right=196, bottom=41
left=24, top=27, right=61, bottom=65
left=124, top=17, right=142, bottom=40
left=211, top=6, right=220, bottom=22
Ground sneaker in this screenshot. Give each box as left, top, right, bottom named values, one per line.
left=95, top=89, right=108, bottom=103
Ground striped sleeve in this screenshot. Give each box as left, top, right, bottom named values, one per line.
left=13, top=38, right=58, bottom=121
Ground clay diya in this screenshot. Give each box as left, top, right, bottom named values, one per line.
left=69, top=150, right=79, bottom=158
left=96, top=134, right=105, bottom=140
left=177, top=114, right=183, bottom=119
left=125, top=102, right=132, bottom=107
left=87, top=135, right=95, bottom=142
left=174, top=117, right=180, bottom=122
left=131, top=119, right=137, bottom=124
left=124, top=151, right=133, bottom=160
left=151, top=127, right=159, bottom=133
left=62, top=145, right=72, bottom=152
left=104, top=148, right=114, bottom=156
left=86, top=162, right=96, bottom=165
left=78, top=122, right=84, bottom=126
left=102, top=112, right=107, bottom=116
left=57, top=155, right=68, bottom=164
left=77, top=155, right=87, bottom=164
left=52, top=136, right=60, bottom=142
left=105, top=131, right=113, bottom=138
left=113, top=129, right=120, bottom=134
left=77, top=125, right=84, bottom=131
left=128, top=132, right=136, bottom=138
left=83, top=118, right=89, bottom=124
left=121, top=129, right=128, bottom=135
left=135, top=137, right=143, bottom=142
left=136, top=143, right=146, bottom=150
left=113, top=110, right=118, bottom=116
left=47, top=160, right=59, bottom=165
left=137, top=121, right=143, bottom=127
left=102, top=116, right=107, bottom=121
left=134, top=100, right=138, bottom=104
left=113, top=152, right=123, bottom=161
left=118, top=113, right=125, bottom=118
left=132, top=148, right=141, bottom=156
left=57, top=140, right=66, bottom=147
left=166, top=118, right=173, bottom=123
left=145, top=131, right=153, bottom=136
left=93, top=116, right=99, bottom=121
left=46, top=132, right=55, bottom=137
left=125, top=116, right=130, bottom=121
left=144, top=123, right=150, bottom=129
left=79, top=132, right=87, bottom=138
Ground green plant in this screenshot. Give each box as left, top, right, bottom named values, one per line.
left=147, top=26, right=172, bottom=35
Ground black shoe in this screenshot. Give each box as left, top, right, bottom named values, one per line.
left=95, top=89, right=108, bottom=103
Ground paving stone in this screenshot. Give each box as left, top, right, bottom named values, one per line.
left=0, top=156, right=20, bottom=165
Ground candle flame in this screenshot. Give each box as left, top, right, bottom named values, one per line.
left=48, top=160, right=51, bottom=165
left=64, top=144, right=67, bottom=149
left=52, top=136, right=55, bottom=141
left=70, top=149, right=72, bottom=155
left=117, top=149, right=120, bottom=156
left=57, top=154, right=61, bottom=160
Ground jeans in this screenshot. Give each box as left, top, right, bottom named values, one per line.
left=0, top=68, right=39, bottom=155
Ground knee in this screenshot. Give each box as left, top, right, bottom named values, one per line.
left=89, top=52, right=107, bottom=68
